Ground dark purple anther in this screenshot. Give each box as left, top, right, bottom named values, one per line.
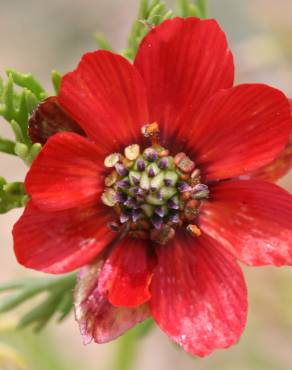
left=155, top=206, right=165, bottom=217
left=177, top=181, right=192, bottom=192
left=156, top=190, right=163, bottom=200
left=116, top=179, right=130, bottom=190
left=131, top=176, right=140, bottom=186
left=169, top=212, right=180, bottom=224
left=128, top=187, right=138, bottom=196
left=120, top=211, right=130, bottom=224
left=115, top=163, right=128, bottom=177
left=136, top=188, right=145, bottom=202
left=115, top=192, right=127, bottom=202
left=124, top=197, right=137, bottom=208
left=151, top=214, right=163, bottom=229
left=194, top=183, right=208, bottom=192
left=158, top=158, right=168, bottom=169
left=132, top=209, right=142, bottom=223
left=145, top=149, right=158, bottom=162
left=137, top=188, right=145, bottom=196
left=168, top=198, right=179, bottom=210
left=164, top=178, right=173, bottom=187
left=148, top=167, right=156, bottom=178
left=137, top=159, right=146, bottom=171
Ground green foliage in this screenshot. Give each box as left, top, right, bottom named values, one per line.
left=0, top=70, right=45, bottom=165
left=51, top=70, right=62, bottom=94
left=0, top=178, right=27, bottom=214
left=94, top=33, right=113, bottom=51
left=120, top=0, right=207, bottom=60
left=0, top=273, right=76, bottom=332
left=123, top=0, right=173, bottom=60
left=176, top=0, right=207, bottom=18
left=0, top=70, right=46, bottom=212
left=0, top=136, right=16, bottom=155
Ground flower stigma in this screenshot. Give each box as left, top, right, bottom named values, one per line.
left=101, top=123, right=209, bottom=245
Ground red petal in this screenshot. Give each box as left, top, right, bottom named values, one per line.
left=13, top=202, right=114, bottom=273
left=28, top=96, right=85, bottom=145
left=134, top=17, right=234, bottom=149
left=186, top=84, right=292, bottom=180
left=98, top=238, right=154, bottom=307
left=59, top=50, right=149, bottom=152
left=244, top=135, right=292, bottom=182
left=200, top=180, right=292, bottom=266
left=75, top=262, right=150, bottom=344
left=150, top=233, right=247, bottom=357
left=245, top=99, right=292, bottom=182
left=26, top=132, right=104, bottom=211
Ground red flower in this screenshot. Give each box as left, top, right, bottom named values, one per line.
left=13, top=17, right=292, bottom=356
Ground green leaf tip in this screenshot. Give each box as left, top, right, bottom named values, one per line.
left=0, top=178, right=27, bottom=214
left=0, top=273, right=77, bottom=331
left=124, top=0, right=173, bottom=60
left=176, top=0, right=207, bottom=18
left=51, top=70, right=62, bottom=94
left=94, top=33, right=113, bottom=51
left=5, top=68, right=46, bottom=101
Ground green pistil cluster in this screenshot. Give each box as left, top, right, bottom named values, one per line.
left=102, top=143, right=209, bottom=244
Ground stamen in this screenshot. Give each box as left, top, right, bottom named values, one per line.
left=101, top=189, right=118, bottom=207
left=104, top=153, right=121, bottom=167
left=184, top=199, right=200, bottom=221
left=150, top=225, right=175, bottom=244
left=116, top=179, right=130, bottom=190
left=115, top=163, right=128, bottom=177
left=102, top=127, right=209, bottom=244
left=164, top=171, right=178, bottom=187
left=124, top=197, right=138, bottom=209
left=124, top=144, right=140, bottom=161
left=186, top=224, right=202, bottom=237
left=177, top=181, right=192, bottom=192
left=174, top=152, right=195, bottom=173
left=141, top=122, right=160, bottom=145
left=151, top=214, right=163, bottom=230
left=147, top=163, right=159, bottom=177
left=104, top=171, right=118, bottom=187
left=144, top=148, right=158, bottom=162
left=192, top=189, right=210, bottom=200
left=132, top=209, right=142, bottom=223
left=167, top=196, right=180, bottom=210
left=150, top=172, right=164, bottom=192
left=169, top=211, right=180, bottom=224
left=155, top=205, right=167, bottom=217
left=129, top=171, right=141, bottom=186
left=120, top=211, right=130, bottom=224
left=136, top=158, right=146, bottom=171
left=193, top=183, right=208, bottom=192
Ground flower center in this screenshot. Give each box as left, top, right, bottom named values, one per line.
left=101, top=123, right=209, bottom=244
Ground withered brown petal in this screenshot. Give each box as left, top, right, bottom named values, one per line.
left=28, top=96, right=85, bottom=144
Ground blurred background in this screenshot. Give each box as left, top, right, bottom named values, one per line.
left=1, top=0, right=292, bottom=369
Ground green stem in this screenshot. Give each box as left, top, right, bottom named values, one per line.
left=113, top=329, right=138, bottom=370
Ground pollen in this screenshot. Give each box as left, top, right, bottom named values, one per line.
left=186, top=224, right=202, bottom=237
left=101, top=126, right=209, bottom=244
